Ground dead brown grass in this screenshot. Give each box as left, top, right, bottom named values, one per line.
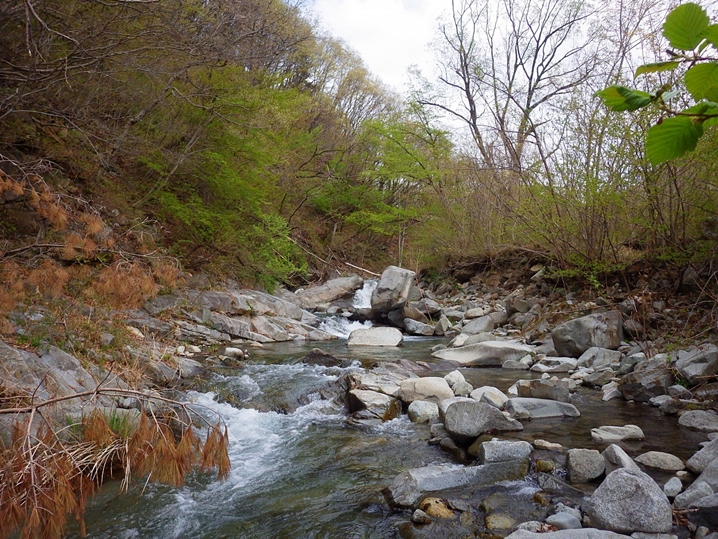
left=89, top=262, right=158, bottom=309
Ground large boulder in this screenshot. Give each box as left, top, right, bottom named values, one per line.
left=439, top=397, right=523, bottom=442
left=678, top=410, right=718, bottom=433
left=618, top=356, right=673, bottom=402
left=515, top=379, right=571, bottom=402
left=292, top=275, right=363, bottom=310
left=505, top=530, right=632, bottom=539
left=347, top=327, right=403, bottom=346
left=431, top=341, right=534, bottom=366
left=347, top=389, right=401, bottom=422
left=602, top=444, right=641, bottom=475
left=567, top=448, right=605, bottom=483
left=586, top=468, right=672, bottom=533
left=674, top=343, right=718, bottom=385
left=400, top=377, right=454, bottom=404
left=383, top=459, right=529, bottom=508
left=461, top=316, right=495, bottom=335
left=370, top=266, right=415, bottom=315
left=505, top=398, right=580, bottom=419
left=477, top=439, right=532, bottom=464
left=551, top=311, right=623, bottom=357
left=403, top=318, right=435, bottom=336
left=687, top=437, right=718, bottom=473
left=590, top=424, right=644, bottom=443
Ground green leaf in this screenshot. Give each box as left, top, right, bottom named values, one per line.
left=634, top=61, right=681, bottom=78
left=703, top=24, right=718, bottom=49
left=663, top=3, right=710, bottom=50
left=595, top=86, right=653, bottom=112
left=684, top=63, right=718, bottom=101
left=646, top=116, right=703, bottom=165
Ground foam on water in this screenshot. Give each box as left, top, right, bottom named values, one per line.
left=352, top=279, right=377, bottom=309
left=318, top=316, right=372, bottom=338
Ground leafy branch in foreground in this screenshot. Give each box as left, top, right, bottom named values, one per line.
left=0, top=387, right=230, bottom=539
left=596, top=2, right=718, bottom=165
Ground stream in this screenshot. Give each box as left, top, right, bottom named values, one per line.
left=66, top=331, right=707, bottom=539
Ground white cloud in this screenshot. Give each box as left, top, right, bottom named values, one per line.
left=309, top=0, right=449, bottom=93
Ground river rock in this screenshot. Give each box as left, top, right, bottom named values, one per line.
left=347, top=327, right=403, bottom=346
left=292, top=275, right=363, bottom=310
left=634, top=451, right=684, bottom=472
left=577, top=347, right=623, bottom=369
left=470, top=386, right=509, bottom=409
left=674, top=481, right=714, bottom=509
left=567, top=448, right=605, bottom=483
left=412, top=298, right=442, bottom=316
left=663, top=476, right=683, bottom=497
left=505, top=530, right=633, bottom=539
left=462, top=315, right=495, bottom=335
left=678, top=410, right=718, bottom=432
left=602, top=444, right=641, bottom=475
left=370, top=266, right=415, bottom=315
left=439, top=397, right=523, bottom=442
left=301, top=348, right=353, bottom=368
left=551, top=310, right=623, bottom=357
left=383, top=459, right=529, bottom=508
left=515, top=379, right=571, bottom=402
left=530, top=357, right=577, bottom=373
left=347, top=389, right=401, bottom=421
left=693, top=458, right=718, bottom=491
left=252, top=315, right=291, bottom=341
left=618, top=356, right=673, bottom=402
left=477, top=439, right=532, bottom=464
left=400, top=377, right=454, bottom=404
left=673, top=344, right=718, bottom=385
left=403, top=318, right=435, bottom=336
left=687, top=437, right=718, bottom=473
left=434, top=315, right=452, bottom=336
left=587, top=468, right=672, bottom=533
left=687, top=493, right=718, bottom=530
left=591, top=424, right=644, bottom=443
left=546, top=512, right=582, bottom=530
left=431, top=341, right=534, bottom=366
left=444, top=369, right=466, bottom=389
left=584, top=368, right=616, bottom=388
left=407, top=400, right=440, bottom=423
left=505, top=398, right=580, bottom=419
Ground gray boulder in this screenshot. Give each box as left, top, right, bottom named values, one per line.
left=477, top=439, right=532, bottom=464
left=505, top=530, right=632, bottom=539
left=400, top=377, right=454, bottom=404
left=634, top=451, right=684, bottom=472
left=591, top=424, right=644, bottom=443
left=578, top=347, right=623, bottom=369
left=674, top=481, right=714, bottom=509
left=545, top=512, right=582, bottom=530
left=515, top=379, right=571, bottom=402
left=252, top=315, right=291, bottom=341
left=587, top=468, right=672, bottom=533
left=470, top=386, right=509, bottom=409
left=347, top=389, right=401, bottom=421
left=551, top=310, right=623, bottom=357
left=618, top=356, right=673, bottom=402
left=370, top=266, right=415, bottom=315
left=505, top=398, right=580, bottom=419
left=602, top=444, right=641, bottom=475
left=292, top=275, right=363, bottom=310
left=678, top=410, right=718, bottom=432
left=439, top=397, right=523, bottom=442
left=462, top=315, right=495, bottom=335
left=383, top=459, right=529, bottom=508
left=403, top=318, right=435, bottom=336
left=530, top=357, right=577, bottom=373
left=431, top=340, right=534, bottom=366
left=674, top=344, right=718, bottom=385
left=347, top=327, right=403, bottom=347
left=567, top=448, right=605, bottom=483
left=407, top=401, right=440, bottom=424
left=687, top=437, right=718, bottom=473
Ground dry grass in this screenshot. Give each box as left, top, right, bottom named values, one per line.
left=89, top=262, right=158, bottom=309
left=0, top=393, right=230, bottom=539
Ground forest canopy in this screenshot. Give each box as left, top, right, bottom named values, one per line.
left=1, top=0, right=717, bottom=286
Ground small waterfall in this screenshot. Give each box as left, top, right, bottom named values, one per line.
left=352, top=279, right=377, bottom=309
left=318, top=279, right=377, bottom=338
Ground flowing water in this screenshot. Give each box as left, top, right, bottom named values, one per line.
left=66, top=286, right=707, bottom=538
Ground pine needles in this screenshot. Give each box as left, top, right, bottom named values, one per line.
left=0, top=390, right=230, bottom=539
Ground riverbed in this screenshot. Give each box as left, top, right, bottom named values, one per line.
left=66, top=337, right=706, bottom=539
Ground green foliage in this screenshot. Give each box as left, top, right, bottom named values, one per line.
left=597, top=2, right=718, bottom=165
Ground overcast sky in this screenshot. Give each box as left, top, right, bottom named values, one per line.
left=307, top=0, right=450, bottom=93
